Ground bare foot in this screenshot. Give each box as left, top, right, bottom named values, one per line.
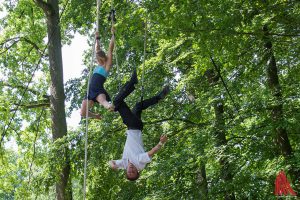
left=108, top=104, right=115, bottom=112
left=94, top=114, right=102, bottom=120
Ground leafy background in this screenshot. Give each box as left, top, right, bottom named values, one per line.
left=0, top=0, right=299, bottom=199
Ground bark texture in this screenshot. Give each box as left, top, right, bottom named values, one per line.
left=206, top=69, right=236, bottom=200
left=263, top=25, right=299, bottom=193
left=35, top=0, right=71, bottom=199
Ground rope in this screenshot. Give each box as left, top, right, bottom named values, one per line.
left=108, top=4, right=121, bottom=90
left=83, top=0, right=101, bottom=199
left=114, top=37, right=121, bottom=90
left=209, top=55, right=239, bottom=112
left=110, top=0, right=114, bottom=12
left=141, top=19, right=147, bottom=102
left=96, top=0, right=101, bottom=33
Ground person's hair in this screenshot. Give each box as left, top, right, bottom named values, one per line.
left=96, top=50, right=106, bottom=60
left=126, top=171, right=140, bottom=181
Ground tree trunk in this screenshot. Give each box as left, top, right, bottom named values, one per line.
left=35, top=0, right=71, bottom=199
left=263, top=25, right=299, bottom=191
left=196, top=162, right=209, bottom=199
left=263, top=25, right=292, bottom=156
left=206, top=69, right=235, bottom=200
left=213, top=100, right=235, bottom=200
left=194, top=146, right=208, bottom=199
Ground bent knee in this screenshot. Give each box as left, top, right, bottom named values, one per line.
left=80, top=104, right=88, bottom=117
left=80, top=109, right=86, bottom=117
left=96, top=94, right=107, bottom=103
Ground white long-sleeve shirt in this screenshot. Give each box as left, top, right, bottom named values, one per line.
left=114, top=129, right=151, bottom=171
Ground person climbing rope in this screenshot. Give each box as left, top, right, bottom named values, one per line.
left=80, top=27, right=115, bottom=119
left=108, top=70, right=170, bottom=181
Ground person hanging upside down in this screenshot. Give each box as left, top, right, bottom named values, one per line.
left=80, top=27, right=115, bottom=119
left=108, top=70, right=169, bottom=181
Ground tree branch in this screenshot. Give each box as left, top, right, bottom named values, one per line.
left=34, top=0, right=54, bottom=16
left=181, top=27, right=300, bottom=38
left=0, top=37, right=43, bottom=55
left=21, top=37, right=42, bottom=54
left=0, top=37, right=19, bottom=46
left=1, top=81, right=49, bottom=98
left=0, top=38, right=19, bottom=55
left=210, top=56, right=239, bottom=112
left=28, top=109, right=45, bottom=184
left=11, top=100, right=50, bottom=111
left=145, top=117, right=210, bottom=127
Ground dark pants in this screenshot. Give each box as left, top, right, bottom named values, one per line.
left=116, top=96, right=159, bottom=130
left=113, top=70, right=160, bottom=130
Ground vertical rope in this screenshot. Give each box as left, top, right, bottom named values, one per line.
left=83, top=0, right=101, bottom=199
left=110, top=0, right=114, bottom=11
left=109, top=3, right=120, bottom=90
left=96, top=0, right=101, bottom=32
left=114, top=39, right=121, bottom=90
left=141, top=19, right=147, bottom=102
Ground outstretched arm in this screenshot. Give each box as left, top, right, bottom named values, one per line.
left=109, top=160, right=118, bottom=170
left=109, top=159, right=124, bottom=170
left=106, top=27, right=115, bottom=70
left=147, top=135, right=168, bottom=157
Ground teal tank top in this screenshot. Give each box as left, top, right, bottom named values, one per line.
left=93, top=65, right=109, bottom=78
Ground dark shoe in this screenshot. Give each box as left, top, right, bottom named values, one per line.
left=113, top=70, right=138, bottom=110
left=113, top=82, right=136, bottom=109
left=157, top=85, right=170, bottom=100
left=130, top=69, right=138, bottom=85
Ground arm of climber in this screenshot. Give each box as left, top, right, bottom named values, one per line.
left=109, top=159, right=124, bottom=170
left=95, top=32, right=101, bottom=52
left=106, top=27, right=115, bottom=69
left=147, top=135, right=168, bottom=157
